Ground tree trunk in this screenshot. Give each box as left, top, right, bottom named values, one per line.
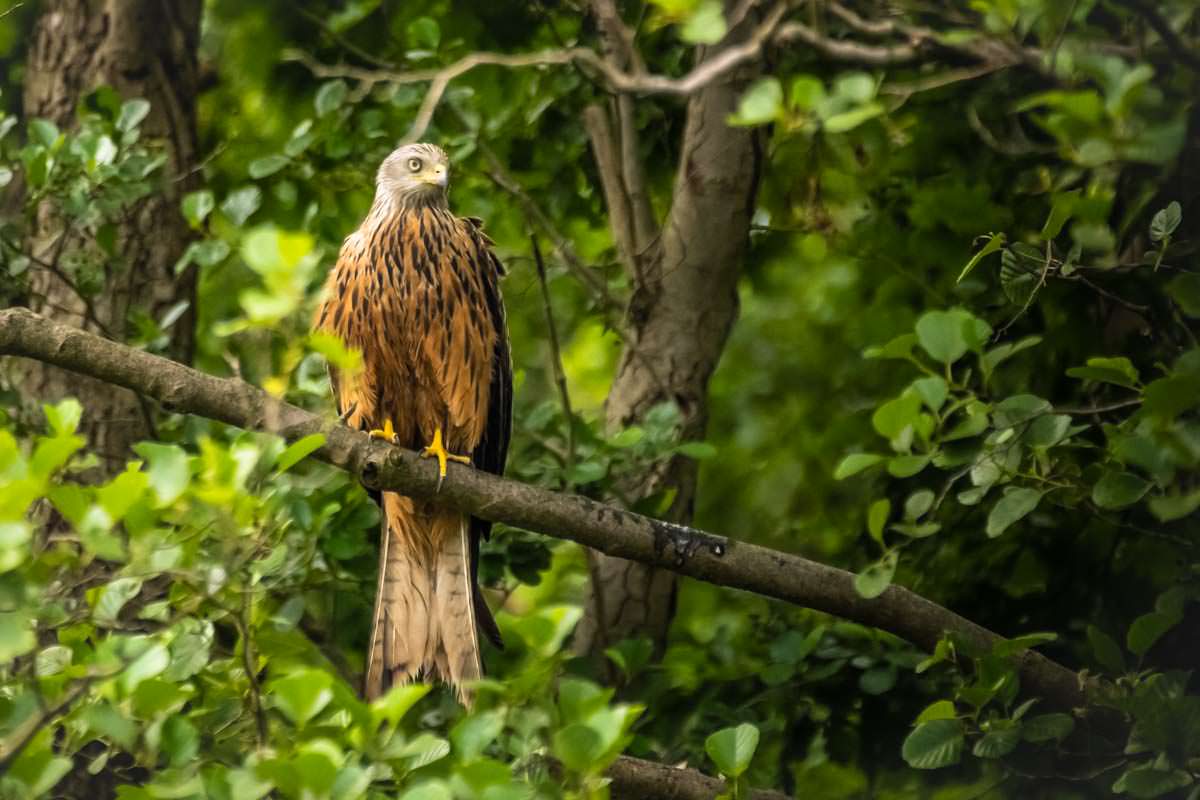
left=17, top=0, right=201, bottom=474
left=575, top=5, right=763, bottom=660
left=17, top=3, right=201, bottom=795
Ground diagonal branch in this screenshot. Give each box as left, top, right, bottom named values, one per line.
left=0, top=307, right=1102, bottom=717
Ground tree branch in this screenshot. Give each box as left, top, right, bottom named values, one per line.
left=285, top=2, right=791, bottom=143
left=607, top=755, right=789, bottom=800
left=0, top=308, right=1096, bottom=715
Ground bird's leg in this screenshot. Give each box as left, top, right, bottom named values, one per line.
left=368, top=418, right=400, bottom=443
left=421, top=427, right=471, bottom=489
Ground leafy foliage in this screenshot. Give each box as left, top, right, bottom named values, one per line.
left=0, top=0, right=1198, bottom=797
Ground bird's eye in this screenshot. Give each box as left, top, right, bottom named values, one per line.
left=407, top=157, right=422, bottom=172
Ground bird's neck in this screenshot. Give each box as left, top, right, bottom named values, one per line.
left=371, top=185, right=449, bottom=217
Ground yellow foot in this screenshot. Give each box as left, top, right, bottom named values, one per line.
left=368, top=419, right=399, bottom=443
left=421, top=428, right=471, bottom=489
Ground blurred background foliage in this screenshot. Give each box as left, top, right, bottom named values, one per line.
left=0, top=0, right=1198, bottom=797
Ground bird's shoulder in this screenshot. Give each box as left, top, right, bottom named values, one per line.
left=457, top=214, right=505, bottom=276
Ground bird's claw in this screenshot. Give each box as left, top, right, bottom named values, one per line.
left=421, top=428, right=470, bottom=491
left=368, top=418, right=400, bottom=443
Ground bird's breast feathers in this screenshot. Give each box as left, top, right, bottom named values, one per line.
left=316, top=205, right=501, bottom=445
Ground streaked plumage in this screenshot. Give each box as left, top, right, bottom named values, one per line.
left=313, top=143, right=511, bottom=702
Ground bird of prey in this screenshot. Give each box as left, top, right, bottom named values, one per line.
left=313, top=142, right=511, bottom=702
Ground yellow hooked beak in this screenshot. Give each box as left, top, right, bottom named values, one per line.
left=423, top=165, right=448, bottom=188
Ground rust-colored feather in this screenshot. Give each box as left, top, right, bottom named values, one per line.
left=314, top=173, right=508, bottom=704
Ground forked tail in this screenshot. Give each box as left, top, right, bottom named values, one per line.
left=364, top=493, right=482, bottom=704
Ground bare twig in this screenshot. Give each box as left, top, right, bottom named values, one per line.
left=1114, top=0, right=1200, bottom=72
left=827, top=2, right=899, bottom=37
left=285, top=2, right=792, bottom=142
left=531, top=235, right=576, bottom=484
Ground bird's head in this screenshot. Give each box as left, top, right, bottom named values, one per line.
left=376, top=142, right=450, bottom=207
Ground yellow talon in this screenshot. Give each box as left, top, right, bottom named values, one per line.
left=368, top=419, right=398, bottom=443
left=421, top=427, right=471, bottom=487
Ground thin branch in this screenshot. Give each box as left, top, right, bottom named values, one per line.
left=531, top=234, right=577, bottom=484
left=285, top=2, right=792, bottom=143
left=827, top=2, right=900, bottom=37
left=0, top=679, right=92, bottom=772
left=1113, top=0, right=1200, bottom=73
left=607, top=754, right=789, bottom=800
left=0, top=308, right=1101, bottom=716
left=583, top=104, right=639, bottom=275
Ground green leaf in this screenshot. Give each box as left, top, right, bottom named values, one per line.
left=249, top=154, right=289, bottom=179
left=972, top=727, right=1020, bottom=758
left=406, top=16, right=441, bottom=49
left=1040, top=190, right=1080, bottom=240
left=94, top=577, right=143, bottom=625
left=371, top=683, right=431, bottom=727
left=512, top=605, right=582, bottom=657
left=958, top=233, right=1006, bottom=282
left=1092, top=471, right=1151, bottom=510
left=872, top=390, right=922, bottom=440
left=29, top=118, right=60, bottom=147
left=823, top=102, right=884, bottom=133
left=181, top=190, right=215, bottom=229
left=680, top=0, right=726, bottom=44
left=451, top=709, right=505, bottom=762
left=133, top=442, right=190, bottom=505
left=275, top=434, right=326, bottom=473
left=44, top=398, right=83, bottom=436
left=903, top=490, right=935, bottom=520
left=399, top=782, right=452, bottom=800
left=916, top=310, right=970, bottom=364
left=268, top=668, right=333, bottom=727
left=834, top=453, right=884, bottom=480
left=1024, top=414, right=1071, bottom=448
left=915, top=700, right=957, bottom=724
left=854, top=550, right=897, bottom=599
left=0, top=521, right=32, bottom=572
left=1112, top=764, right=1193, bottom=798
left=1022, top=713, right=1074, bottom=742
left=728, top=78, right=783, bottom=126
left=992, top=394, right=1051, bottom=427
left=867, top=499, right=890, bottom=544
left=554, top=724, right=604, bottom=773
left=982, top=335, right=1042, bottom=378
left=986, top=488, right=1042, bottom=537
left=119, top=642, right=169, bottom=692
left=116, top=99, right=151, bottom=132
left=314, top=80, right=348, bottom=116
left=705, top=723, right=759, bottom=778
left=34, top=645, right=71, bottom=677
left=1149, top=201, right=1182, bottom=243
left=901, top=719, right=963, bottom=769
left=161, top=716, right=200, bottom=767
left=1166, top=274, right=1200, bottom=317
left=912, top=377, right=948, bottom=412
left=221, top=186, right=262, bottom=226
left=1148, top=489, right=1200, bottom=522
left=0, top=612, right=36, bottom=662
left=859, top=666, right=896, bottom=695
left=1087, top=625, right=1126, bottom=673
left=1127, top=611, right=1180, bottom=657
left=888, top=454, right=930, bottom=478
left=1067, top=357, right=1140, bottom=389
left=677, top=441, right=717, bottom=460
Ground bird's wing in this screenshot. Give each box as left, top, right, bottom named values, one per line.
left=465, top=217, right=511, bottom=650
left=314, top=232, right=378, bottom=434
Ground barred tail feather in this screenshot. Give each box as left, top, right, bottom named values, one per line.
left=433, top=513, right=483, bottom=704
left=364, top=495, right=483, bottom=705
left=365, top=493, right=432, bottom=700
